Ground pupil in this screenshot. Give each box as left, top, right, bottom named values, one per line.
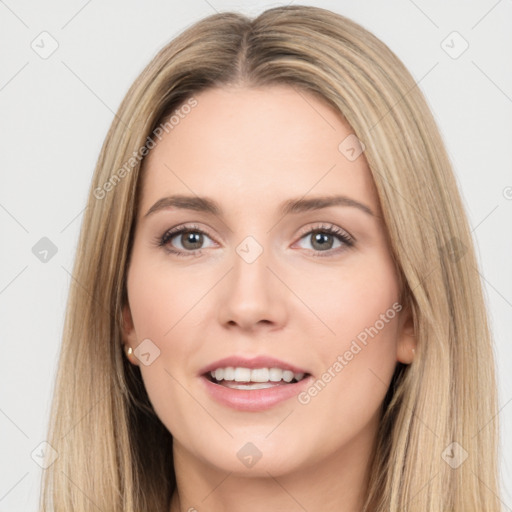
left=183, top=231, right=203, bottom=249
left=312, top=231, right=333, bottom=250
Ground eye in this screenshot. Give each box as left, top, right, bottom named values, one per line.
left=157, top=224, right=216, bottom=257
left=156, top=223, right=355, bottom=258
left=295, top=224, right=354, bottom=256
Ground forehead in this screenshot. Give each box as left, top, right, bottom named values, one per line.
left=139, top=85, right=379, bottom=217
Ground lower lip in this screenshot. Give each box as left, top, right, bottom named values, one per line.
left=200, top=375, right=314, bottom=412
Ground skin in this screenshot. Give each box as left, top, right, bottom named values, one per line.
left=122, top=85, right=416, bottom=512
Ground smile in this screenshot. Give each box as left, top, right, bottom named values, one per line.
left=207, top=366, right=307, bottom=389
left=198, top=356, right=313, bottom=411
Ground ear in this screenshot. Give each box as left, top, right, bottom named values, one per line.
left=121, top=303, right=139, bottom=366
left=396, top=303, right=416, bottom=364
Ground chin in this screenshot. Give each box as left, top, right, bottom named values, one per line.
left=179, top=430, right=311, bottom=476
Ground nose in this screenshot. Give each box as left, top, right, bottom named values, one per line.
left=217, top=241, right=289, bottom=333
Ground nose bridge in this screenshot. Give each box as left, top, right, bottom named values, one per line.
left=233, top=235, right=269, bottom=289
left=217, top=232, right=287, bottom=330
left=231, top=233, right=274, bottom=305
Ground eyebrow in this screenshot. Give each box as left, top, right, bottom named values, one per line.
left=144, top=194, right=374, bottom=218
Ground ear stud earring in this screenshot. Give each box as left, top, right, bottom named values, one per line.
left=123, top=344, right=135, bottom=364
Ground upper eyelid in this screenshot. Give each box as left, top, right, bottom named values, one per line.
left=297, top=223, right=352, bottom=239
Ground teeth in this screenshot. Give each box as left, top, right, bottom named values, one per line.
left=223, top=367, right=235, bottom=380
left=234, top=367, right=251, bottom=382
left=209, top=366, right=306, bottom=383
left=223, top=382, right=278, bottom=390
left=269, top=367, right=283, bottom=382
left=282, top=370, right=294, bottom=383
left=251, top=368, right=269, bottom=382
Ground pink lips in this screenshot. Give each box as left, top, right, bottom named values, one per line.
left=198, top=355, right=313, bottom=412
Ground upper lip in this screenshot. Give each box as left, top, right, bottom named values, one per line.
left=198, top=355, right=310, bottom=376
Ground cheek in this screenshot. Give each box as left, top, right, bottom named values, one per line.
left=295, top=259, right=401, bottom=417
left=298, top=255, right=400, bottom=352
left=126, top=252, right=214, bottom=339
left=125, top=252, right=218, bottom=435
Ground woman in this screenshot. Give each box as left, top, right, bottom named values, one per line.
left=39, top=5, right=501, bottom=511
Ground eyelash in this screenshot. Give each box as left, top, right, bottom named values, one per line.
left=156, top=223, right=355, bottom=258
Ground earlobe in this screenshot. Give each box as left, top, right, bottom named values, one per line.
left=121, top=304, right=139, bottom=366
left=123, top=344, right=138, bottom=365
left=396, top=306, right=417, bottom=364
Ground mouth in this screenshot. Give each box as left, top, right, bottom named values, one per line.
left=204, top=366, right=311, bottom=390
left=198, top=356, right=313, bottom=411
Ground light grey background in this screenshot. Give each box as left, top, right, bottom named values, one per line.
left=0, top=1, right=511, bottom=510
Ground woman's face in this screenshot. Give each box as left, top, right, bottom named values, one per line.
left=123, top=85, right=415, bottom=479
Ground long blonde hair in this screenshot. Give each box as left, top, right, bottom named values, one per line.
left=39, top=5, right=501, bottom=511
